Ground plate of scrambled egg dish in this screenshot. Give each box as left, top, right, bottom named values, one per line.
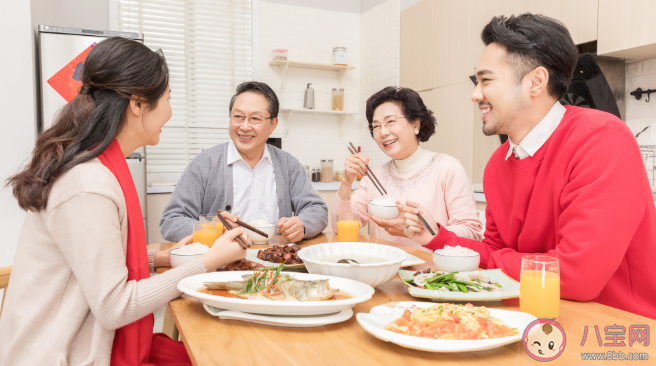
left=356, top=302, right=536, bottom=352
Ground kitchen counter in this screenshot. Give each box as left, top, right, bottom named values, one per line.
left=147, top=180, right=361, bottom=194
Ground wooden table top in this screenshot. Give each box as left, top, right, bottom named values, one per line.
left=150, top=234, right=655, bottom=365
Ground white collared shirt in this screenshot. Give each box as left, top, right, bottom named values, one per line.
left=506, top=101, right=567, bottom=160
left=227, top=141, right=279, bottom=225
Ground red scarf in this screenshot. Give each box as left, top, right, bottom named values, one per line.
left=99, top=139, right=153, bottom=366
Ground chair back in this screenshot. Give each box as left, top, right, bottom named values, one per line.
left=0, top=265, right=12, bottom=319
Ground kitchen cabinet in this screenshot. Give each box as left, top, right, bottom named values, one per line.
left=598, top=0, right=656, bottom=59
left=400, top=0, right=433, bottom=92
left=527, top=0, right=598, bottom=45
left=419, top=83, right=476, bottom=181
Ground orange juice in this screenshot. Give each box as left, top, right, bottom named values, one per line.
left=201, top=221, right=223, bottom=238
left=336, top=220, right=360, bottom=242
left=520, top=270, right=560, bottom=319
left=193, top=228, right=218, bottom=247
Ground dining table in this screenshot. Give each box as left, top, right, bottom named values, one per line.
left=149, top=233, right=655, bottom=365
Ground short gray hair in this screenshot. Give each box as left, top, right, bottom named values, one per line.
left=229, top=81, right=279, bottom=118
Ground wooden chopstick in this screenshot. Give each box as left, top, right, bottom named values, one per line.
left=217, top=209, right=268, bottom=238
left=350, top=142, right=387, bottom=195
left=347, top=146, right=385, bottom=196
left=215, top=213, right=250, bottom=250
left=351, top=143, right=435, bottom=236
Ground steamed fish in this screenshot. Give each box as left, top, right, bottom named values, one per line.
left=203, top=264, right=339, bottom=301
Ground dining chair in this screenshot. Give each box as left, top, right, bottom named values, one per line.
left=0, top=265, right=12, bottom=319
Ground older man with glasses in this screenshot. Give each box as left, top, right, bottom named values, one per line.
left=160, top=81, right=328, bottom=243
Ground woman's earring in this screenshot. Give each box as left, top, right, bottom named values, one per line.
left=415, top=129, right=419, bottom=135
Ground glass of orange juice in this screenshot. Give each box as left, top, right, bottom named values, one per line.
left=192, top=221, right=219, bottom=248
left=520, top=255, right=560, bottom=319
left=200, top=214, right=223, bottom=238
left=336, top=213, right=360, bottom=242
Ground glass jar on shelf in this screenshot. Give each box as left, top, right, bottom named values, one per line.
left=334, top=170, right=345, bottom=182
left=320, top=159, right=334, bottom=183
left=311, top=168, right=321, bottom=182
left=331, top=88, right=344, bottom=111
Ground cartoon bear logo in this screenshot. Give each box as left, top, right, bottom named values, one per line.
left=523, top=319, right=566, bottom=361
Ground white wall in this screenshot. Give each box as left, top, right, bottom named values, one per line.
left=0, top=2, right=37, bottom=267
left=258, top=0, right=400, bottom=173
left=359, top=0, right=400, bottom=167
left=625, top=58, right=656, bottom=192
left=259, top=1, right=362, bottom=173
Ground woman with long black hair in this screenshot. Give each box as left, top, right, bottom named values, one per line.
left=0, top=37, right=247, bottom=366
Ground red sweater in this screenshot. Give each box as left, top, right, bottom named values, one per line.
left=427, top=106, right=656, bottom=319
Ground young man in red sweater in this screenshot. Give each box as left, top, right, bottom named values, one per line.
left=403, top=14, right=656, bottom=319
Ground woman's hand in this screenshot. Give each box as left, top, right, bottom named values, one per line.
left=369, top=202, right=406, bottom=237
left=200, top=228, right=248, bottom=272
left=218, top=211, right=240, bottom=228
left=154, top=235, right=193, bottom=268
left=343, top=153, right=369, bottom=185
left=402, top=201, right=439, bottom=246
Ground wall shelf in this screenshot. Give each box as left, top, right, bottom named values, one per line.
left=279, top=108, right=358, bottom=138
left=269, top=60, right=355, bottom=90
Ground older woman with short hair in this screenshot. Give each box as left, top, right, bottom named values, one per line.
left=332, top=87, right=482, bottom=250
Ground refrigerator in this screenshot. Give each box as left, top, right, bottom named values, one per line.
left=38, top=25, right=149, bottom=241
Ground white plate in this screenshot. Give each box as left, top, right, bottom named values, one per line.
left=401, top=254, right=425, bottom=267
left=178, top=271, right=375, bottom=316
left=397, top=269, right=520, bottom=301
left=356, top=302, right=536, bottom=352
left=203, top=304, right=353, bottom=327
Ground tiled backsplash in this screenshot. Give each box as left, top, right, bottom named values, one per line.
left=259, top=0, right=399, bottom=173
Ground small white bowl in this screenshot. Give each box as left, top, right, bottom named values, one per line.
left=244, top=225, right=277, bottom=244
left=432, top=252, right=480, bottom=272
left=298, top=242, right=408, bottom=288
left=368, top=200, right=400, bottom=220
left=169, top=250, right=204, bottom=268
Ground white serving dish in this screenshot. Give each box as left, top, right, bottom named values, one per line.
left=397, top=269, right=521, bottom=301
left=368, top=200, right=400, bottom=219
left=432, top=251, right=480, bottom=272
left=203, top=304, right=353, bottom=327
left=244, top=225, right=277, bottom=244
left=356, top=302, right=536, bottom=352
left=169, top=248, right=205, bottom=268
left=178, top=271, right=374, bottom=316
left=298, top=242, right=407, bottom=288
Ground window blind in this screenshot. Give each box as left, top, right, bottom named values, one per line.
left=118, top=0, right=253, bottom=175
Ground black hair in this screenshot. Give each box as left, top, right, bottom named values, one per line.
left=481, top=13, right=578, bottom=99
left=229, top=81, right=279, bottom=118
left=8, top=37, right=168, bottom=211
left=365, top=86, right=436, bottom=143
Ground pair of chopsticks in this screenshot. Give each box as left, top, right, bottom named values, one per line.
left=347, top=142, right=436, bottom=236
left=217, top=209, right=269, bottom=238
left=215, top=210, right=251, bottom=250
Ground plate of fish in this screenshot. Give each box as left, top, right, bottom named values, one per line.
left=397, top=269, right=520, bottom=301
left=356, top=302, right=536, bottom=352
left=203, top=304, right=354, bottom=327
left=178, top=264, right=375, bottom=316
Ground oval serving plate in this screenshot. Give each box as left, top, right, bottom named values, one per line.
left=356, top=301, right=536, bottom=352
left=178, top=271, right=375, bottom=316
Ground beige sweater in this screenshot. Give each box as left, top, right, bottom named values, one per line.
left=0, top=159, right=206, bottom=366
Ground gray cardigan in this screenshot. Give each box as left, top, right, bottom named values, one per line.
left=159, top=143, right=328, bottom=242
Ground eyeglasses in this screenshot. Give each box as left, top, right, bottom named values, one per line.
left=368, top=116, right=406, bottom=134
left=229, top=112, right=273, bottom=126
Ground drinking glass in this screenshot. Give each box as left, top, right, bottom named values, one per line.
left=192, top=221, right=219, bottom=247
left=199, top=214, right=223, bottom=238
left=336, top=213, right=360, bottom=242
left=520, top=255, right=560, bottom=319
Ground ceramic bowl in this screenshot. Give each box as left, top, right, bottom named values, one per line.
left=367, top=200, right=400, bottom=220
left=245, top=225, right=277, bottom=244
left=298, top=242, right=408, bottom=288
left=432, top=251, right=481, bottom=272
